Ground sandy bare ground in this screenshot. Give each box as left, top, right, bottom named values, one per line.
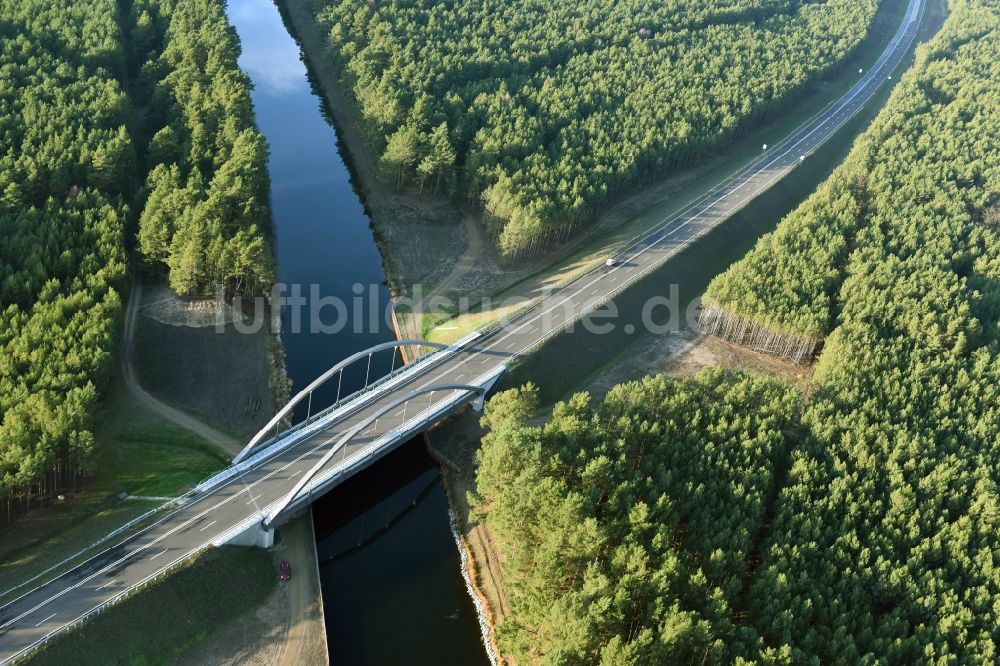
left=421, top=212, right=487, bottom=307
left=279, top=0, right=467, bottom=294
left=123, top=280, right=241, bottom=455
left=279, top=0, right=924, bottom=351
left=125, top=281, right=327, bottom=663
left=428, top=425, right=510, bottom=661
left=581, top=329, right=813, bottom=403
left=273, top=515, right=329, bottom=666
left=141, top=283, right=240, bottom=328
left=177, top=512, right=329, bottom=666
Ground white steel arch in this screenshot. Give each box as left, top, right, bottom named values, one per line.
left=262, top=383, right=485, bottom=529
left=234, top=339, right=448, bottom=464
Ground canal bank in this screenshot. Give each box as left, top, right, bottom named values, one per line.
left=225, top=0, right=491, bottom=663
left=277, top=0, right=926, bottom=351
left=229, top=0, right=946, bottom=661
left=276, top=0, right=469, bottom=298
left=426, top=0, right=949, bottom=657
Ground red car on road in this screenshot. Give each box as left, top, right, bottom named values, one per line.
left=278, top=561, right=291, bottom=581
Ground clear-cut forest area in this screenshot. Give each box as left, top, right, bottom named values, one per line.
left=303, top=0, right=882, bottom=259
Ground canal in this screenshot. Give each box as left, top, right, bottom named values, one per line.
left=221, top=0, right=944, bottom=661
left=225, top=0, right=490, bottom=663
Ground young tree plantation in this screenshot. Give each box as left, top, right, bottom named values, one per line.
left=474, top=0, right=1000, bottom=662
left=305, top=0, right=882, bottom=259
left=0, top=0, right=273, bottom=515
left=724, top=0, right=1000, bottom=659
left=3, top=0, right=1000, bottom=660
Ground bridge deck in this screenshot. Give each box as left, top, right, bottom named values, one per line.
left=0, top=0, right=925, bottom=657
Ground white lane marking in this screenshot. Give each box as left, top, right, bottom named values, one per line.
left=478, top=71, right=858, bottom=347
left=0, top=0, right=927, bottom=649
left=150, top=549, right=168, bottom=560
left=96, top=580, right=116, bottom=591
left=246, top=495, right=258, bottom=505
left=35, top=612, right=56, bottom=627
left=0, top=425, right=348, bottom=633
left=199, top=520, right=217, bottom=532
left=289, top=470, right=302, bottom=478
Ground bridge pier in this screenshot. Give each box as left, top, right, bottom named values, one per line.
left=224, top=522, right=275, bottom=549
left=472, top=370, right=506, bottom=412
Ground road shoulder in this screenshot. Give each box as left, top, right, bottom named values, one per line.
left=176, top=511, right=329, bottom=666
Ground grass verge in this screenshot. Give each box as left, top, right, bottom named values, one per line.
left=412, top=0, right=927, bottom=344
left=505, top=96, right=886, bottom=406
left=21, top=546, right=276, bottom=666
left=0, top=383, right=228, bottom=606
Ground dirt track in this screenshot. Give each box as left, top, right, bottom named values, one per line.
left=176, top=513, right=329, bottom=666
left=122, top=280, right=242, bottom=455
left=421, top=213, right=486, bottom=306
left=274, top=515, right=328, bottom=666
left=125, top=279, right=328, bottom=664
left=122, top=278, right=243, bottom=454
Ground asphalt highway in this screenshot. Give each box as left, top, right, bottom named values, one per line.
left=0, top=0, right=923, bottom=659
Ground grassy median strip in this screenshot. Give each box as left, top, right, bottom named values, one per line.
left=21, top=547, right=276, bottom=666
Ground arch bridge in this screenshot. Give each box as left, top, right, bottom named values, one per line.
left=234, top=339, right=450, bottom=464
left=210, top=333, right=508, bottom=547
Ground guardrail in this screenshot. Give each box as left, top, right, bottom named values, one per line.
left=11, top=544, right=208, bottom=664
left=2, top=330, right=492, bottom=627
left=0, top=499, right=179, bottom=608
left=253, top=365, right=507, bottom=534
left=2, top=2, right=924, bottom=658
left=212, top=364, right=507, bottom=543
left=508, top=0, right=923, bottom=360
left=195, top=331, right=483, bottom=495
left=468, top=0, right=922, bottom=351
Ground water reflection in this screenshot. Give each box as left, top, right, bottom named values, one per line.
left=231, top=0, right=307, bottom=95
left=227, top=0, right=394, bottom=402
left=225, top=1, right=490, bottom=663
left=312, top=441, right=491, bottom=666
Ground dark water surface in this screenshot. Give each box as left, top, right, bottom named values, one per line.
left=225, top=1, right=489, bottom=663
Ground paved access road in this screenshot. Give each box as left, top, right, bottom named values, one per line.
left=0, top=0, right=924, bottom=660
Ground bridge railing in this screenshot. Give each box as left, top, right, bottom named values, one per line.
left=209, top=364, right=508, bottom=543
left=240, top=341, right=439, bottom=454
left=235, top=338, right=460, bottom=464
left=197, top=331, right=483, bottom=494
left=263, top=364, right=509, bottom=527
